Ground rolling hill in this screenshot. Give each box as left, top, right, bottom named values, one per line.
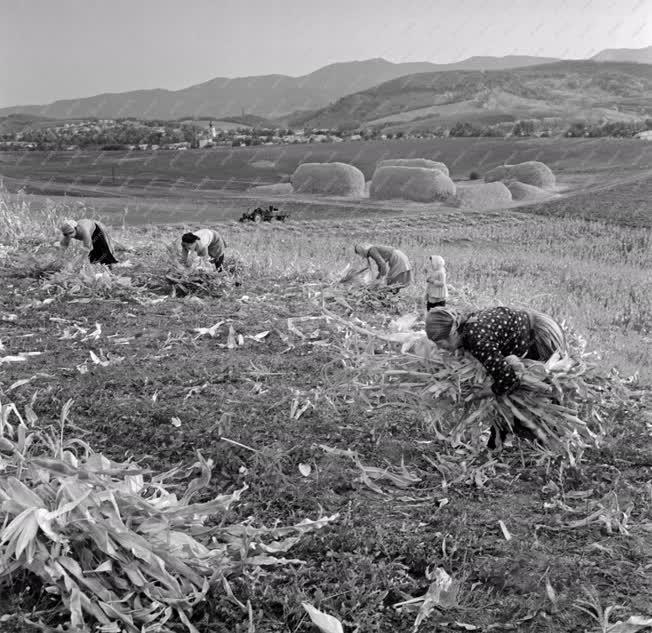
left=0, top=113, right=56, bottom=136
left=592, top=45, right=652, bottom=64
left=289, top=60, right=652, bottom=131
left=0, top=55, right=559, bottom=121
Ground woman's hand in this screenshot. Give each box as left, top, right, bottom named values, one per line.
left=505, top=355, right=525, bottom=373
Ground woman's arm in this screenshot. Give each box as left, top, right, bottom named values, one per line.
left=464, top=335, right=520, bottom=396
left=181, top=242, right=192, bottom=266
left=366, top=247, right=388, bottom=279
left=76, top=224, right=93, bottom=250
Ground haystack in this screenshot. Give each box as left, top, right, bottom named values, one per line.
left=508, top=181, right=551, bottom=201
left=454, top=181, right=512, bottom=209
left=484, top=161, right=556, bottom=189
left=291, top=162, right=365, bottom=197
left=370, top=166, right=456, bottom=203
left=376, top=158, right=449, bottom=177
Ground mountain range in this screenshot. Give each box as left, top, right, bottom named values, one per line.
left=290, top=60, right=652, bottom=132
left=1, top=46, right=651, bottom=125
left=0, top=55, right=573, bottom=121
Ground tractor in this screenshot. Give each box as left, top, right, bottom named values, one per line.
left=239, top=205, right=289, bottom=223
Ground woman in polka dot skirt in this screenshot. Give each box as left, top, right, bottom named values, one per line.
left=425, top=305, right=567, bottom=448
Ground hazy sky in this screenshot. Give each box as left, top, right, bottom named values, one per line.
left=1, top=0, right=650, bottom=107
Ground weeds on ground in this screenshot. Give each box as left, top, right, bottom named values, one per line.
left=0, top=396, right=337, bottom=632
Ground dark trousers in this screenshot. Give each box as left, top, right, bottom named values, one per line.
left=89, top=225, right=118, bottom=266
left=387, top=270, right=412, bottom=294
left=426, top=299, right=446, bottom=311
left=212, top=254, right=225, bottom=271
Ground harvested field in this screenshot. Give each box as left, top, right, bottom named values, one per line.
left=2, top=138, right=652, bottom=230
left=247, top=182, right=294, bottom=195
left=521, top=171, right=652, bottom=227
left=3, top=138, right=652, bottom=197
left=0, top=186, right=651, bottom=632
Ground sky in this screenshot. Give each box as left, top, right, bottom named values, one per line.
left=1, top=0, right=651, bottom=107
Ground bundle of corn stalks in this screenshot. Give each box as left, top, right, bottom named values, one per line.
left=3, top=248, right=68, bottom=280
left=328, top=312, right=623, bottom=453
left=0, top=397, right=337, bottom=632
left=323, top=264, right=404, bottom=314
left=133, top=244, right=243, bottom=298
left=139, top=264, right=232, bottom=298
left=41, top=256, right=134, bottom=297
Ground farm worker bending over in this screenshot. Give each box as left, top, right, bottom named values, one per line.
left=181, top=229, right=226, bottom=271
left=354, top=243, right=412, bottom=289
left=60, top=218, right=118, bottom=266
left=425, top=306, right=567, bottom=448
left=425, top=255, right=448, bottom=311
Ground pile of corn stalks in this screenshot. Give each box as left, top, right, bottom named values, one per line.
left=135, top=248, right=243, bottom=298
left=10, top=243, right=243, bottom=299
left=0, top=247, right=134, bottom=297
left=141, top=265, right=230, bottom=298
left=328, top=311, right=624, bottom=453
left=5, top=247, right=66, bottom=279
left=0, top=397, right=337, bottom=632
left=40, top=256, right=134, bottom=298
left=322, top=264, right=404, bottom=314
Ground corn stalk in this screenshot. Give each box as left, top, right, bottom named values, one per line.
left=0, top=397, right=337, bottom=632
left=329, top=313, right=627, bottom=454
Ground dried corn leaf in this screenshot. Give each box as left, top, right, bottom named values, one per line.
left=0, top=399, right=336, bottom=632
left=302, top=602, right=344, bottom=633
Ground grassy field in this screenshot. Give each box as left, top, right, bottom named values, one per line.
left=523, top=173, right=652, bottom=227
left=0, top=187, right=650, bottom=632
left=2, top=137, right=652, bottom=230
left=3, top=137, right=652, bottom=194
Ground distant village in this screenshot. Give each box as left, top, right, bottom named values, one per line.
left=1, top=115, right=652, bottom=151
left=0, top=118, right=362, bottom=151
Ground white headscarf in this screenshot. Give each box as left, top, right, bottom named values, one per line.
left=428, top=255, right=445, bottom=270
left=60, top=219, right=77, bottom=236
left=354, top=243, right=372, bottom=257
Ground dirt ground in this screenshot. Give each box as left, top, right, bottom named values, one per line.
left=1, top=256, right=650, bottom=632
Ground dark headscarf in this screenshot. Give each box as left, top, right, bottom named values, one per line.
left=425, top=307, right=463, bottom=341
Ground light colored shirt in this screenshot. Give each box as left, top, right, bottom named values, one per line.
left=181, top=229, right=226, bottom=265
left=366, top=245, right=411, bottom=280
left=60, top=219, right=113, bottom=252
left=426, top=268, right=448, bottom=300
